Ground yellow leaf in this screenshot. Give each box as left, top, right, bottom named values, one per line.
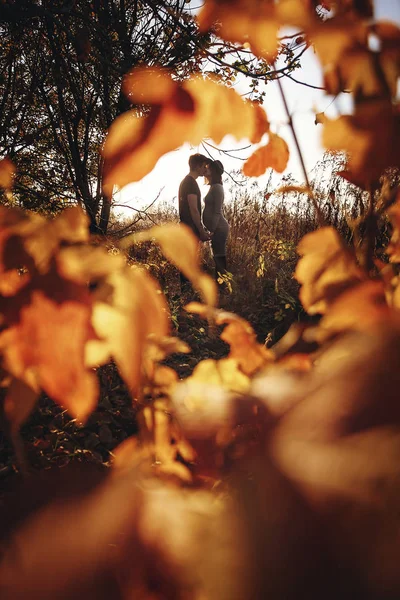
left=122, top=224, right=217, bottom=306
left=103, top=67, right=269, bottom=191
left=272, top=325, right=400, bottom=510
left=0, top=292, right=98, bottom=422
left=4, top=378, right=39, bottom=433
left=198, top=0, right=310, bottom=60
left=243, top=133, right=289, bottom=177
left=315, top=281, right=391, bottom=342
left=322, top=101, right=400, bottom=187
left=185, top=303, right=272, bottom=374
left=295, top=227, right=365, bottom=314
left=0, top=157, right=15, bottom=189
left=57, top=245, right=125, bottom=284
left=0, top=206, right=89, bottom=275
left=88, top=266, right=170, bottom=395
left=173, top=358, right=250, bottom=440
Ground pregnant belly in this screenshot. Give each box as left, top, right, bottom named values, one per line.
left=215, top=217, right=229, bottom=234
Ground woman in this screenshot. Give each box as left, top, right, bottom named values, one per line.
left=203, top=160, right=229, bottom=281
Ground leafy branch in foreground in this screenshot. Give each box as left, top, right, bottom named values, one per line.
left=2, top=173, right=400, bottom=597
left=2, top=1, right=400, bottom=599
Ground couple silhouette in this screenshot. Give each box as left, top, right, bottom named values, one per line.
left=178, top=154, right=229, bottom=289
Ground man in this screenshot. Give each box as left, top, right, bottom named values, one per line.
left=178, top=153, right=210, bottom=289
left=178, top=153, right=211, bottom=241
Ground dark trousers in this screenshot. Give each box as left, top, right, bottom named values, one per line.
left=214, top=255, right=227, bottom=280
left=179, top=232, right=201, bottom=291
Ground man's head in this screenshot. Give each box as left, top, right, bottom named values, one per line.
left=188, top=153, right=209, bottom=177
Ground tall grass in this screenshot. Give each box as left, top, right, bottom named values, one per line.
left=108, top=152, right=382, bottom=343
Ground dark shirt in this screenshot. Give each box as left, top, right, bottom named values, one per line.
left=178, top=175, right=201, bottom=237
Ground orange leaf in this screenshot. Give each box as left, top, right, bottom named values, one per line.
left=311, top=20, right=368, bottom=76
left=314, top=112, right=327, bottom=125
left=198, top=1, right=279, bottom=59
left=185, top=303, right=272, bottom=374
left=322, top=101, right=400, bottom=187
left=198, top=0, right=310, bottom=60
left=0, top=269, right=30, bottom=297
left=250, top=102, right=270, bottom=143
left=311, top=19, right=400, bottom=99
left=173, top=357, right=250, bottom=440
left=0, top=157, right=15, bottom=189
left=0, top=206, right=89, bottom=276
left=122, top=66, right=176, bottom=104
left=88, top=266, right=170, bottom=394
left=56, top=245, right=125, bottom=284
left=243, top=133, right=289, bottom=177
left=0, top=292, right=98, bottom=421
left=220, top=318, right=273, bottom=375
left=103, top=67, right=269, bottom=191
left=272, top=324, right=400, bottom=510
left=23, top=207, right=89, bottom=273
left=295, top=227, right=365, bottom=314
left=4, top=378, right=39, bottom=432
left=316, top=280, right=391, bottom=341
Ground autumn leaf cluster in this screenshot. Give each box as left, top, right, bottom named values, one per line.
left=2, top=1, right=400, bottom=599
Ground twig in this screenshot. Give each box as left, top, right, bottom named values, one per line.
left=110, top=217, right=142, bottom=236
left=224, top=171, right=248, bottom=185
left=273, top=63, right=325, bottom=226
left=284, top=73, right=326, bottom=91
left=201, top=142, right=247, bottom=185
left=203, top=140, right=252, bottom=154
left=112, top=205, right=158, bottom=225
left=202, top=139, right=250, bottom=160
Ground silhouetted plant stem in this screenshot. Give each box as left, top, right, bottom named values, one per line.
left=362, top=185, right=379, bottom=273
left=274, top=67, right=325, bottom=226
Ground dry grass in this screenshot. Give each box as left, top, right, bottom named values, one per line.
left=109, top=154, right=385, bottom=344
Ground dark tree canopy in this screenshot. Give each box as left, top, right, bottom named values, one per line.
left=0, top=0, right=216, bottom=232
left=0, top=0, right=304, bottom=233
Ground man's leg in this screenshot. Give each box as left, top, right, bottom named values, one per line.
left=179, top=227, right=201, bottom=292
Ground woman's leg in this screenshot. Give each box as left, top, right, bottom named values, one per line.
left=211, top=223, right=229, bottom=281
left=214, top=255, right=227, bottom=280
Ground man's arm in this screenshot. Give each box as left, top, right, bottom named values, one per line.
left=187, top=194, right=210, bottom=241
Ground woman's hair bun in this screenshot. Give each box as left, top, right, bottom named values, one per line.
left=214, top=160, right=224, bottom=174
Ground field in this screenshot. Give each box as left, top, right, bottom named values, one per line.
left=0, top=154, right=375, bottom=476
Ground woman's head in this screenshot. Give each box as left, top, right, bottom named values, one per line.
left=205, top=160, right=224, bottom=184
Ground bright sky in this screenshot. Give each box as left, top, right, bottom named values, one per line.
left=115, top=0, right=400, bottom=216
